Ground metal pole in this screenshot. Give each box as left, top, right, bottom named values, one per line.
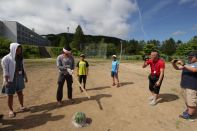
left=120, top=41, right=123, bottom=62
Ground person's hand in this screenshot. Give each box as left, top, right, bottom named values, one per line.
left=155, top=81, right=161, bottom=87
left=171, top=59, right=178, bottom=64
left=178, top=65, right=185, bottom=70
left=24, top=77, right=28, bottom=83
left=177, top=60, right=185, bottom=66
left=4, top=81, right=11, bottom=87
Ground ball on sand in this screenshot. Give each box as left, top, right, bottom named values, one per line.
left=72, top=112, right=87, bottom=128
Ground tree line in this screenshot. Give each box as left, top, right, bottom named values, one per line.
left=45, top=25, right=197, bottom=57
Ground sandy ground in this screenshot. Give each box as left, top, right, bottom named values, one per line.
left=0, top=59, right=197, bottom=131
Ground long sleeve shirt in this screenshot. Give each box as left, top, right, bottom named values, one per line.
left=56, top=54, right=75, bottom=75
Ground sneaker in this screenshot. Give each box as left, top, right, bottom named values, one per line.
left=179, top=112, right=194, bottom=121
left=148, top=96, right=155, bottom=101
left=149, top=99, right=157, bottom=106
left=182, top=109, right=188, bottom=116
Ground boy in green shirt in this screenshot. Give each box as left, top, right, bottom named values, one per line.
left=76, top=54, right=89, bottom=92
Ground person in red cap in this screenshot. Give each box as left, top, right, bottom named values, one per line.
left=171, top=51, right=197, bottom=120
left=56, top=46, right=75, bottom=105
left=142, top=51, right=165, bottom=106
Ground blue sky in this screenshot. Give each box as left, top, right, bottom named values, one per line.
left=131, top=0, right=197, bottom=42
left=0, top=0, right=196, bottom=42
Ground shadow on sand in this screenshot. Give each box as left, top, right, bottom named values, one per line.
left=0, top=93, right=112, bottom=130
left=157, top=93, right=179, bottom=103
left=0, top=113, right=64, bottom=131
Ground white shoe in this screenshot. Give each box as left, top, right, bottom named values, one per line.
left=148, top=96, right=155, bottom=101
left=149, top=99, right=157, bottom=106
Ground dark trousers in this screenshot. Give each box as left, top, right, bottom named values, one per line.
left=78, top=75, right=87, bottom=89
left=148, top=74, right=163, bottom=94
left=57, top=73, right=73, bottom=101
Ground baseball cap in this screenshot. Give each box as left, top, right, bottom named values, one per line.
left=187, top=51, right=197, bottom=57
left=80, top=54, right=85, bottom=57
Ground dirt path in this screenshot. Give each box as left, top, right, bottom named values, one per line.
left=0, top=60, right=197, bottom=131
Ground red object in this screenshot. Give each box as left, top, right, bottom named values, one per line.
left=146, top=59, right=165, bottom=76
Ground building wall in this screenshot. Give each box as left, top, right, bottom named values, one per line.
left=2, top=21, right=17, bottom=42
left=16, top=22, right=50, bottom=46
left=0, top=21, right=50, bottom=46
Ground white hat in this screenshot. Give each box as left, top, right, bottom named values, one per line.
left=112, top=55, right=116, bottom=58
left=63, top=46, right=71, bottom=53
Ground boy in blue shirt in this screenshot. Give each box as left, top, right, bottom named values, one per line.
left=111, top=55, right=120, bottom=87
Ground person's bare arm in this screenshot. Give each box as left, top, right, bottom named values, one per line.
left=182, top=65, right=197, bottom=72
left=86, top=67, right=89, bottom=76
left=171, top=60, right=180, bottom=70
left=142, top=61, right=148, bottom=68
left=155, top=68, right=164, bottom=86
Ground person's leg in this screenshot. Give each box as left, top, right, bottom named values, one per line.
left=111, top=72, right=115, bottom=86
left=186, top=89, right=197, bottom=116
left=0, top=114, right=3, bottom=119
left=8, top=95, right=15, bottom=117
left=187, top=106, right=196, bottom=115
left=78, top=75, right=83, bottom=92
left=8, top=95, right=14, bottom=112
left=65, top=75, right=73, bottom=100
left=57, top=74, right=66, bottom=103
left=17, top=91, right=24, bottom=108
left=115, top=73, right=120, bottom=87
left=148, top=76, right=155, bottom=98
left=83, top=75, right=87, bottom=90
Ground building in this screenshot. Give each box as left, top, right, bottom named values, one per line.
left=0, top=20, right=50, bottom=46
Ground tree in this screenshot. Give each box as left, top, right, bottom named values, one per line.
left=0, top=36, right=12, bottom=57
left=143, top=44, right=157, bottom=55
left=107, top=43, right=117, bottom=57
left=59, top=36, right=66, bottom=47
left=70, top=25, right=85, bottom=51
left=161, top=38, right=176, bottom=56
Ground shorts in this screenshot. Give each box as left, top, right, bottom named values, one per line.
left=2, top=74, right=25, bottom=95
left=148, top=74, right=163, bottom=94
left=181, top=88, right=197, bottom=107
left=78, top=75, right=87, bottom=84
left=111, top=71, right=118, bottom=77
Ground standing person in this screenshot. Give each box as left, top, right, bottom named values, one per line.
left=76, top=54, right=89, bottom=92
left=111, top=55, right=120, bottom=87
left=1, top=43, right=28, bottom=118
left=142, top=51, right=165, bottom=106
left=171, top=51, right=197, bottom=120
left=56, top=47, right=75, bottom=105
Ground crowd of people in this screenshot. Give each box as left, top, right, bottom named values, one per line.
left=1, top=42, right=197, bottom=122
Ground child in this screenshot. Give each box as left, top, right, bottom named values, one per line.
left=1, top=43, right=28, bottom=118
left=111, top=55, right=120, bottom=87
left=76, top=54, right=89, bottom=92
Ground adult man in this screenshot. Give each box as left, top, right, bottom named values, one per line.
left=171, top=51, right=197, bottom=120
left=142, top=51, right=165, bottom=106
left=76, top=54, right=89, bottom=92
left=1, top=43, right=28, bottom=118
left=56, top=47, right=75, bottom=105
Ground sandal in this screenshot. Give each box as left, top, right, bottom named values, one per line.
left=9, top=111, right=16, bottom=118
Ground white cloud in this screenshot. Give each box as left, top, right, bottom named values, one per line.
left=0, top=0, right=137, bottom=39
left=172, top=30, right=186, bottom=36
left=179, top=0, right=197, bottom=4
left=192, top=24, right=197, bottom=30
